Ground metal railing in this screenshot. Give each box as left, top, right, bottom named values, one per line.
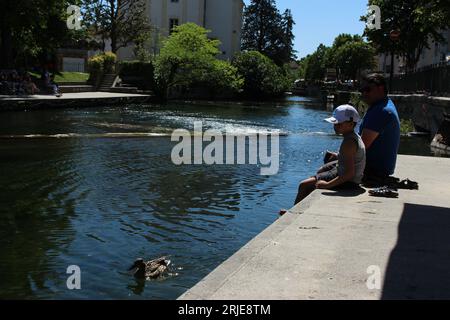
left=390, top=63, right=450, bottom=96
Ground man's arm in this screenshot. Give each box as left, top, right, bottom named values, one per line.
left=361, top=128, right=379, bottom=150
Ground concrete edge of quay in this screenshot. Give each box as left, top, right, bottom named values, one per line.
left=0, top=92, right=154, bottom=111
left=178, top=191, right=322, bottom=300
left=178, top=154, right=450, bottom=300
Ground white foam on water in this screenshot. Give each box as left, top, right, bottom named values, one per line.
left=0, top=133, right=172, bottom=139
left=0, top=131, right=337, bottom=139
left=126, top=110, right=289, bottom=136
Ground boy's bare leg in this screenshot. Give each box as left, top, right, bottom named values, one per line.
left=294, top=177, right=317, bottom=205
left=279, top=177, right=320, bottom=216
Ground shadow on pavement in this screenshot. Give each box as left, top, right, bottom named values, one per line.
left=382, top=203, right=450, bottom=299
left=321, top=186, right=367, bottom=198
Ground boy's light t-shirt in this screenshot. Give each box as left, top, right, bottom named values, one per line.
left=337, top=131, right=366, bottom=184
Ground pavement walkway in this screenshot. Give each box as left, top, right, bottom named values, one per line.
left=179, top=155, right=450, bottom=300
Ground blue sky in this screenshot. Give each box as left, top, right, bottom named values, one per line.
left=243, top=0, right=369, bottom=58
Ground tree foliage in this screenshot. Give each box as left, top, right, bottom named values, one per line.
left=303, top=44, right=332, bottom=81
left=295, top=57, right=308, bottom=79
left=0, top=0, right=83, bottom=68
left=153, top=23, right=242, bottom=100
left=300, top=34, right=375, bottom=82
left=232, top=51, right=289, bottom=98
left=330, top=34, right=375, bottom=80
left=88, top=51, right=117, bottom=73
left=241, top=0, right=296, bottom=66
left=361, top=0, right=450, bottom=71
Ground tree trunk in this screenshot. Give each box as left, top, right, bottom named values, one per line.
left=0, top=23, right=14, bottom=68
left=111, top=28, right=117, bottom=53
left=257, top=3, right=265, bottom=52
left=110, top=0, right=117, bottom=53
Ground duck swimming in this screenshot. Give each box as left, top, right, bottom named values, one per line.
left=128, top=257, right=171, bottom=280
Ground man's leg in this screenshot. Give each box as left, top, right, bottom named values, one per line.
left=294, top=177, right=317, bottom=205
left=362, top=166, right=390, bottom=187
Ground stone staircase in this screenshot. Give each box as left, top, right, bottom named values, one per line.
left=98, top=74, right=117, bottom=92
left=109, top=84, right=140, bottom=94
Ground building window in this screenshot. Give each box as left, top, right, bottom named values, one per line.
left=171, top=0, right=179, bottom=2
left=169, top=18, right=179, bottom=33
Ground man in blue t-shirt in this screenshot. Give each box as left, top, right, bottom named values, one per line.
left=358, top=74, right=400, bottom=181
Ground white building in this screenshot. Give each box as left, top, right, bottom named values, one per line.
left=118, top=0, right=244, bottom=61
left=377, top=29, right=450, bottom=75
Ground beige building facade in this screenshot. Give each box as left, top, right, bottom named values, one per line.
left=118, top=0, right=244, bottom=61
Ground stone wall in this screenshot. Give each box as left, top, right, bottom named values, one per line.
left=333, top=91, right=450, bottom=137
left=390, top=94, right=450, bottom=136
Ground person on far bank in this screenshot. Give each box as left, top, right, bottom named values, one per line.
left=292, top=105, right=366, bottom=205
left=358, top=73, right=400, bottom=184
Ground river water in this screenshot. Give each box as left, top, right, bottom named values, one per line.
left=0, top=96, right=432, bottom=299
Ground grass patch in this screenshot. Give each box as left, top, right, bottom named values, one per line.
left=55, top=72, right=90, bottom=83
left=28, top=71, right=90, bottom=83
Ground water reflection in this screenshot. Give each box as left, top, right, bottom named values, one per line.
left=0, top=139, right=81, bottom=298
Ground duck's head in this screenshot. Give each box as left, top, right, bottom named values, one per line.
left=128, top=258, right=146, bottom=275
left=159, top=258, right=170, bottom=266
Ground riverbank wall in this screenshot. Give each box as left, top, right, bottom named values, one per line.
left=179, top=155, right=450, bottom=300
left=333, top=91, right=450, bottom=137
left=0, top=92, right=153, bottom=111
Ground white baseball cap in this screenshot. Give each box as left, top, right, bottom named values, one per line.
left=325, top=104, right=360, bottom=124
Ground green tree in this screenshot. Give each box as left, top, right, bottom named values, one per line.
left=295, top=57, right=308, bottom=79
left=232, top=51, right=289, bottom=98
left=332, top=34, right=357, bottom=50
left=82, top=0, right=152, bottom=53
left=276, top=9, right=296, bottom=64
left=329, top=34, right=376, bottom=80
left=241, top=0, right=296, bottom=65
left=153, top=23, right=242, bottom=100
left=0, top=0, right=82, bottom=68
left=198, top=60, right=244, bottom=96
left=304, top=44, right=332, bottom=81
left=335, top=41, right=375, bottom=80
left=133, top=32, right=154, bottom=62
left=361, top=0, right=449, bottom=72
left=282, top=62, right=301, bottom=86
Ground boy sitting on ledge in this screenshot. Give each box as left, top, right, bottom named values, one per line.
left=291, top=105, right=366, bottom=208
